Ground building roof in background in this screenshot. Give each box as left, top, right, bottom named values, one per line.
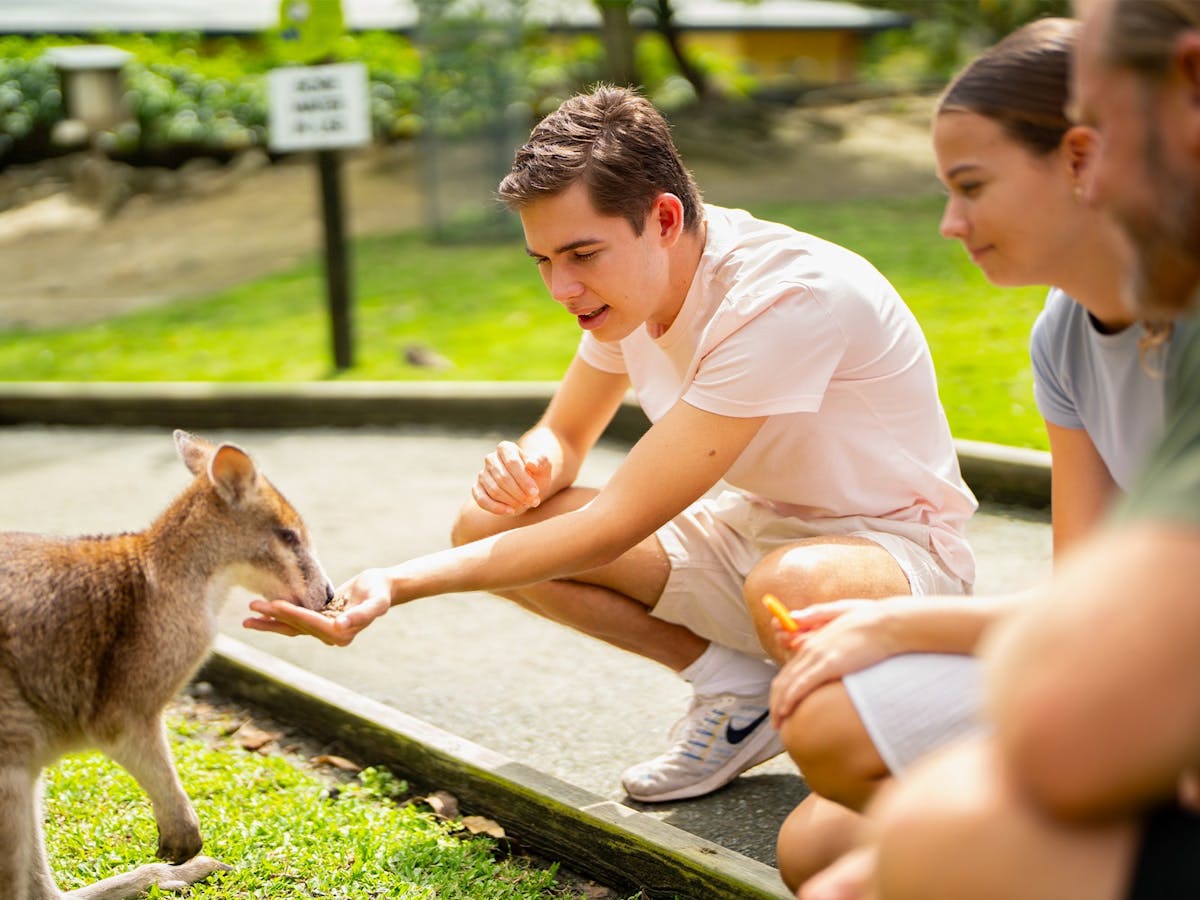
left=0, top=0, right=907, bottom=36
left=647, top=0, right=907, bottom=31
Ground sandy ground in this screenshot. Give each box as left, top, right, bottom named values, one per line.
left=0, top=96, right=940, bottom=330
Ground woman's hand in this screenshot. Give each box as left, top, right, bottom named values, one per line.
left=770, top=599, right=898, bottom=728
left=471, top=440, right=552, bottom=516
left=243, top=567, right=394, bottom=647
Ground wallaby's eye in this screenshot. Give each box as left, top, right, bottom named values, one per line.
left=274, top=528, right=301, bottom=548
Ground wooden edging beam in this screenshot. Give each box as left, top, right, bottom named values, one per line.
left=199, top=636, right=791, bottom=900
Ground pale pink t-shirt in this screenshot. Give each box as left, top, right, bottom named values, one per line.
left=577, top=204, right=977, bottom=584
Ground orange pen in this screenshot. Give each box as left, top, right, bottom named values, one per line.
left=761, top=593, right=799, bottom=632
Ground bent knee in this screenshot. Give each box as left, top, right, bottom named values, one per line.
left=776, top=795, right=863, bottom=892
left=782, top=682, right=877, bottom=771
left=781, top=683, right=887, bottom=809
left=450, top=499, right=508, bottom=547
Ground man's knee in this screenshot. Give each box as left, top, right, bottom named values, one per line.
left=453, top=485, right=598, bottom=548
left=449, top=498, right=510, bottom=547
left=742, top=561, right=783, bottom=649
left=742, top=545, right=836, bottom=646
left=744, top=545, right=832, bottom=609
left=744, top=538, right=905, bottom=618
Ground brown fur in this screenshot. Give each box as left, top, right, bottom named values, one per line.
left=0, top=430, right=333, bottom=899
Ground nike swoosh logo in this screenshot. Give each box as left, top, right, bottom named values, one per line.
left=726, top=710, right=769, bottom=745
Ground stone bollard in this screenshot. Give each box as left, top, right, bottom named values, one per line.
left=42, top=45, right=134, bottom=147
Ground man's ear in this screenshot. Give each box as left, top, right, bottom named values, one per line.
left=1174, top=31, right=1200, bottom=152
left=1178, top=31, right=1200, bottom=104
left=651, top=192, right=686, bottom=245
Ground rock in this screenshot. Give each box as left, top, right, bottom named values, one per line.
left=404, top=342, right=454, bottom=370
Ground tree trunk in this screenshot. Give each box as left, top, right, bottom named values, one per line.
left=596, top=0, right=638, bottom=87
left=649, top=0, right=710, bottom=100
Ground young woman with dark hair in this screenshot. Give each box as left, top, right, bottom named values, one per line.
left=770, top=18, right=1178, bottom=892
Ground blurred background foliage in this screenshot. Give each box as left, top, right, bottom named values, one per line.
left=0, top=1, right=1078, bottom=447
left=0, top=0, right=1072, bottom=169
left=862, top=0, right=1071, bottom=83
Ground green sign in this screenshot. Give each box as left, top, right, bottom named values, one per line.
left=276, top=0, right=345, bottom=64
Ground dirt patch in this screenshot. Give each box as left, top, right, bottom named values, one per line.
left=0, top=145, right=428, bottom=329
left=0, top=95, right=938, bottom=331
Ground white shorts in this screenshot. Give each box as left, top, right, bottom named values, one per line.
left=843, top=653, right=987, bottom=774
left=652, top=490, right=972, bottom=659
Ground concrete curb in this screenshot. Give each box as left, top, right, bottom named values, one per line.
left=201, top=636, right=792, bottom=900
left=0, top=381, right=1051, bottom=508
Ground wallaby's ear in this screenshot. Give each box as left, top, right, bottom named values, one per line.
left=208, top=444, right=259, bottom=506
left=174, top=429, right=216, bottom=476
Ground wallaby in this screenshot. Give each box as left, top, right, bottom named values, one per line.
left=0, top=429, right=335, bottom=900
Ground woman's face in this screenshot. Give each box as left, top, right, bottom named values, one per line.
left=934, top=110, right=1077, bottom=287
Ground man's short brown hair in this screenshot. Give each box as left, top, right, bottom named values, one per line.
left=497, top=84, right=703, bottom=235
left=1104, top=0, right=1200, bottom=76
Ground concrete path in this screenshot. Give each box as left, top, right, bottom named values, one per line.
left=0, top=424, right=1052, bottom=870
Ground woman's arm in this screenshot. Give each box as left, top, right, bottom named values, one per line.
left=1045, top=421, right=1118, bottom=557
left=769, top=592, right=1029, bottom=726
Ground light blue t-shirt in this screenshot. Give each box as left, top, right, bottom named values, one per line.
left=1031, top=287, right=1174, bottom=490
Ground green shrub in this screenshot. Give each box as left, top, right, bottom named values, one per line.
left=0, top=31, right=429, bottom=158
left=0, top=53, right=63, bottom=157
left=0, top=24, right=755, bottom=165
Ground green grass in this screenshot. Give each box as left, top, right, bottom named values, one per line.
left=42, top=709, right=608, bottom=898
left=0, top=195, right=1050, bottom=449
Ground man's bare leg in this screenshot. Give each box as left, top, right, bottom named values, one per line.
left=451, top=485, right=705, bottom=668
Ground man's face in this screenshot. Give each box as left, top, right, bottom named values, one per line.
left=1074, top=1, right=1200, bottom=316
left=519, top=181, right=673, bottom=343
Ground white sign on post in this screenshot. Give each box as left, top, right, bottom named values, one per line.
left=267, top=62, right=370, bottom=152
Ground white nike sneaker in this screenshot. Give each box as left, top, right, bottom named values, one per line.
left=621, top=692, right=784, bottom=803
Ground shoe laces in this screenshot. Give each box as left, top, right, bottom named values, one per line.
left=665, top=693, right=740, bottom=754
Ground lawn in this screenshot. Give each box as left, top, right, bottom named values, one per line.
left=43, top=699, right=619, bottom=898
left=0, top=194, right=1050, bottom=449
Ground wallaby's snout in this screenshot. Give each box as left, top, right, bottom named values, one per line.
left=174, top=429, right=334, bottom=612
